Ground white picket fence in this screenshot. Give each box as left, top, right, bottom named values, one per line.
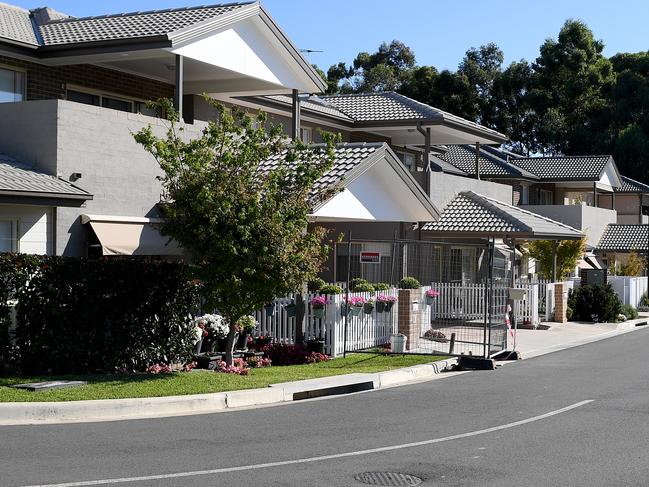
left=254, top=290, right=398, bottom=357
left=429, top=282, right=539, bottom=327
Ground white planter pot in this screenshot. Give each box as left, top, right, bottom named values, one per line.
left=390, top=333, right=407, bottom=353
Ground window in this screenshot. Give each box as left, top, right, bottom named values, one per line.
left=0, top=220, right=16, bottom=252
left=0, top=67, right=25, bottom=103
left=67, top=87, right=137, bottom=114
left=300, top=127, right=312, bottom=143
left=397, top=152, right=416, bottom=171
left=539, top=189, right=554, bottom=205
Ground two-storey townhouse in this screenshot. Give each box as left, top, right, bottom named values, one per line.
left=0, top=2, right=446, bottom=259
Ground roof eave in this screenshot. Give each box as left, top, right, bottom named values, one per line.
left=0, top=189, right=92, bottom=200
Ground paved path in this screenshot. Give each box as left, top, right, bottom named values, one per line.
left=3, top=327, right=649, bottom=486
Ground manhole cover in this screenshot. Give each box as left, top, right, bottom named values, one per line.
left=354, top=472, right=423, bottom=486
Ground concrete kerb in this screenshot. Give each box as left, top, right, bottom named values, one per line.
left=0, top=358, right=459, bottom=426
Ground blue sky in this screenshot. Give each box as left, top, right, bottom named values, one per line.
left=13, top=0, right=649, bottom=72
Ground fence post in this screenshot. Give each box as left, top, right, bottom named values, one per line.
left=295, top=294, right=305, bottom=344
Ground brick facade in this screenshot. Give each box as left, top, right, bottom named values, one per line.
left=0, top=55, right=174, bottom=102
left=554, top=282, right=568, bottom=324
left=397, top=289, right=421, bottom=350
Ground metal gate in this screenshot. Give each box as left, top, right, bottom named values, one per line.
left=338, top=238, right=510, bottom=358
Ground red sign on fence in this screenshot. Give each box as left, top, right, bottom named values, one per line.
left=360, top=251, right=381, bottom=264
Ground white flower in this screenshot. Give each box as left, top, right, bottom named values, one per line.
left=192, top=314, right=229, bottom=339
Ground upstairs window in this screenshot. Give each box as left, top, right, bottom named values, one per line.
left=67, top=87, right=137, bottom=114
left=397, top=152, right=416, bottom=171
left=0, top=220, right=17, bottom=252
left=300, top=127, right=312, bottom=143
left=0, top=67, right=25, bottom=103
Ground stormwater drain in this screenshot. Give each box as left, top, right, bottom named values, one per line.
left=354, top=472, right=423, bottom=486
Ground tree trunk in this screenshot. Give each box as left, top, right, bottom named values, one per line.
left=224, top=324, right=238, bottom=366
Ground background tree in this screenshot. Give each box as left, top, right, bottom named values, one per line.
left=526, top=238, right=586, bottom=280
left=134, top=98, right=336, bottom=365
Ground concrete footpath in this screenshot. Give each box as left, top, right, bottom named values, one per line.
left=1, top=318, right=647, bottom=426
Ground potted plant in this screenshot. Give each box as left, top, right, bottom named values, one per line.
left=364, top=298, right=375, bottom=315
left=235, top=315, right=258, bottom=350
left=192, top=314, right=229, bottom=352
left=310, top=295, right=327, bottom=319
left=425, top=289, right=440, bottom=305
left=376, top=294, right=397, bottom=313
left=343, top=296, right=365, bottom=317
left=307, top=336, right=326, bottom=354
left=284, top=300, right=297, bottom=317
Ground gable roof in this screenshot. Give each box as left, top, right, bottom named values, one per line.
left=37, top=3, right=253, bottom=47
left=0, top=2, right=38, bottom=46
left=596, top=224, right=648, bottom=252
left=438, top=144, right=538, bottom=180
left=0, top=154, right=91, bottom=200
left=508, top=155, right=615, bottom=182
left=259, top=142, right=439, bottom=219
left=263, top=94, right=353, bottom=122
left=422, top=191, right=582, bottom=239
left=616, top=175, right=649, bottom=193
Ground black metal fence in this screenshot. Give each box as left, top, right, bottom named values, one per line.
left=338, top=238, right=511, bottom=358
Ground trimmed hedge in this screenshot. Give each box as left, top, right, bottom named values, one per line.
left=0, top=254, right=200, bottom=374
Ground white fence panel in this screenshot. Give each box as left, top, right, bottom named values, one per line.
left=608, top=276, right=648, bottom=307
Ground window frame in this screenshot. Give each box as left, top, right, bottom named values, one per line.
left=65, top=84, right=148, bottom=114
left=0, top=219, right=18, bottom=252
left=0, top=64, right=26, bottom=103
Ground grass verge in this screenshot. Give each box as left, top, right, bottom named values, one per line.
left=0, top=353, right=447, bottom=402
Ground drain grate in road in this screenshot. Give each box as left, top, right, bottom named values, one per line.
left=354, top=472, right=423, bottom=486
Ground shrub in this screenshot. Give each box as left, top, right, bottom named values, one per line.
left=568, top=284, right=622, bottom=323
left=307, top=277, right=326, bottom=292
left=618, top=251, right=646, bottom=277
left=1, top=254, right=200, bottom=374
left=262, top=343, right=329, bottom=366
left=247, top=335, right=272, bottom=351
left=641, top=293, right=649, bottom=307
left=620, top=304, right=639, bottom=320
left=399, top=276, right=421, bottom=289
left=373, top=282, right=391, bottom=291
left=566, top=306, right=574, bottom=321
left=319, top=284, right=343, bottom=295
left=349, top=278, right=374, bottom=292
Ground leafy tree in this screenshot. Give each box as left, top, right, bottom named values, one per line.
left=531, top=20, right=615, bottom=154
left=326, top=40, right=416, bottom=93
left=134, top=98, right=337, bottom=365
left=526, top=238, right=585, bottom=280
left=457, top=43, right=504, bottom=125
left=617, top=251, right=646, bottom=277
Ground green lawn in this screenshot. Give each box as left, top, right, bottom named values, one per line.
left=0, top=354, right=446, bottom=402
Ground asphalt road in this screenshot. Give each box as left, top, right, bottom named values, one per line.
left=3, top=328, right=649, bottom=487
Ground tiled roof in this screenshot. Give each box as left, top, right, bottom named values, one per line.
left=616, top=175, right=649, bottom=193
left=320, top=92, right=506, bottom=140
left=0, top=154, right=91, bottom=198
left=0, top=2, right=254, bottom=47
left=439, top=145, right=538, bottom=180
left=0, top=3, right=38, bottom=46
left=597, top=224, right=648, bottom=252
left=428, top=155, right=468, bottom=176
left=422, top=191, right=582, bottom=239
left=509, top=155, right=612, bottom=181
left=259, top=142, right=383, bottom=196
left=264, top=95, right=353, bottom=122
left=38, top=3, right=253, bottom=46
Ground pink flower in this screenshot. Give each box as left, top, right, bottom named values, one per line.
left=310, top=295, right=328, bottom=308
left=376, top=294, right=398, bottom=303
left=426, top=290, right=440, bottom=298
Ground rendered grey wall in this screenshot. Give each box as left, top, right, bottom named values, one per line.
left=522, top=204, right=616, bottom=248
left=0, top=100, right=59, bottom=175
left=429, top=172, right=513, bottom=211
left=53, top=101, right=207, bottom=256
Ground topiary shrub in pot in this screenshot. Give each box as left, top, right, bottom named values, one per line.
left=398, top=277, right=421, bottom=289
left=373, top=282, right=391, bottom=292
left=307, top=277, right=325, bottom=293
left=620, top=304, right=639, bottom=321
left=319, top=284, right=343, bottom=295
left=349, top=278, right=375, bottom=293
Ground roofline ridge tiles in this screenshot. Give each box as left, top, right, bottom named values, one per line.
left=461, top=144, right=539, bottom=179
left=40, top=1, right=256, bottom=25
left=461, top=191, right=531, bottom=233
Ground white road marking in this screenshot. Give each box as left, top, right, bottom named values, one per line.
left=23, top=400, right=593, bottom=487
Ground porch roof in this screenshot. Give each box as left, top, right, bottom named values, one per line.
left=596, top=224, right=648, bottom=252
left=421, top=191, right=583, bottom=240
left=260, top=142, right=440, bottom=222
left=616, top=175, right=649, bottom=194
left=438, top=144, right=539, bottom=180
left=0, top=154, right=92, bottom=203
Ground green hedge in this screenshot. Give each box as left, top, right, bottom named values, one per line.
left=0, top=254, right=200, bottom=374
left=568, top=284, right=622, bottom=323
